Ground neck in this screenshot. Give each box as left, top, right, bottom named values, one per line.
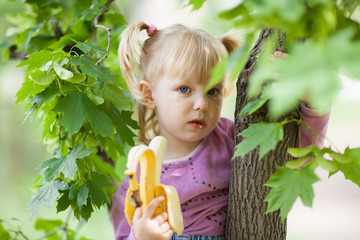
left=163, top=138, right=202, bottom=160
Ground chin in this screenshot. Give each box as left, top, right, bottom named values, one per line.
left=184, top=134, right=207, bottom=143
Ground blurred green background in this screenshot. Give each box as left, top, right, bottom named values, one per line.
left=1, top=0, right=360, bottom=239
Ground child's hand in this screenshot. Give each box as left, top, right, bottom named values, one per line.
left=132, top=196, right=174, bottom=240
left=272, top=51, right=288, bottom=60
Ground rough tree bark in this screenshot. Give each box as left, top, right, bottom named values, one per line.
left=225, top=29, right=299, bottom=239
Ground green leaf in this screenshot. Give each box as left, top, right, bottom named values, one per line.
left=87, top=172, right=113, bottom=208
left=52, top=91, right=115, bottom=137
left=86, top=88, right=104, bottom=105
left=24, top=84, right=59, bottom=119
left=218, top=3, right=247, bottom=19
left=108, top=104, right=136, bottom=146
left=71, top=55, right=116, bottom=82
left=67, top=72, right=87, bottom=83
left=333, top=147, right=360, bottom=187
left=265, top=166, right=320, bottom=221
left=35, top=219, right=62, bottom=240
left=205, top=58, right=227, bottom=92
left=101, top=84, right=132, bottom=111
left=0, top=222, right=11, bottom=240
left=53, top=61, right=73, bottom=80
left=80, top=4, right=102, bottom=21
left=188, top=0, right=206, bottom=10
left=17, top=49, right=66, bottom=72
left=244, top=0, right=305, bottom=23
left=75, top=41, right=108, bottom=55
left=79, top=198, right=94, bottom=221
left=234, top=122, right=283, bottom=160
left=15, top=76, right=34, bottom=103
left=314, top=151, right=338, bottom=173
left=90, top=153, right=121, bottom=183
left=39, top=141, right=95, bottom=181
left=239, top=97, right=269, bottom=115
left=30, top=69, right=57, bottom=86
left=77, top=184, right=90, bottom=211
left=287, top=145, right=318, bottom=158
left=330, top=152, right=352, bottom=164
left=27, top=180, right=69, bottom=220
left=250, top=28, right=360, bottom=118
left=285, top=157, right=310, bottom=169
left=227, top=42, right=251, bottom=82
left=56, top=190, right=71, bottom=213
left=49, top=20, right=91, bottom=49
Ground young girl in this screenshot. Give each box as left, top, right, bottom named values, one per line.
left=111, top=22, right=330, bottom=240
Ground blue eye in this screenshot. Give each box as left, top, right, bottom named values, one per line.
left=208, top=88, right=219, bottom=96
left=179, top=87, right=191, bottom=94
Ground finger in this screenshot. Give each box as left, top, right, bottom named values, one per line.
left=153, top=212, right=167, bottom=224
left=142, top=196, right=165, bottom=219
left=133, top=207, right=142, bottom=220
left=273, top=51, right=283, bottom=57
left=163, top=228, right=174, bottom=240
left=160, top=221, right=171, bottom=232
left=273, top=51, right=288, bottom=58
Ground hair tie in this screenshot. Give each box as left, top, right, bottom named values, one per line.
left=215, top=36, right=223, bottom=43
left=147, top=24, right=157, bottom=37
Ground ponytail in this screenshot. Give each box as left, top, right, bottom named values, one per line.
left=218, top=32, right=241, bottom=98
left=219, top=32, right=240, bottom=55
left=118, top=21, right=155, bottom=102
left=118, top=22, right=159, bottom=144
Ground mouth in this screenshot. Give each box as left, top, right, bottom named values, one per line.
left=188, top=119, right=206, bottom=129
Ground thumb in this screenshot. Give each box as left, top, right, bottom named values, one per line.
left=142, top=196, right=165, bottom=219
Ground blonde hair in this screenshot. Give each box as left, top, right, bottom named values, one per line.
left=119, top=22, right=240, bottom=144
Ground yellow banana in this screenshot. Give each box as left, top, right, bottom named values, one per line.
left=124, top=136, right=184, bottom=234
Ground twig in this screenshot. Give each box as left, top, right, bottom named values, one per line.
left=8, top=229, right=30, bottom=240
left=299, top=120, right=340, bottom=152
left=92, top=0, right=114, bottom=65
left=94, top=24, right=112, bottom=66
left=35, top=209, right=72, bottom=240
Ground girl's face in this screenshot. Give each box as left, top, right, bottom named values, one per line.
left=150, top=74, right=224, bottom=149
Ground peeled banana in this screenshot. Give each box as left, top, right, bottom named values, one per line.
left=124, top=136, right=184, bottom=234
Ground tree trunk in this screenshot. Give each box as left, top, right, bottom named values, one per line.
left=225, top=29, right=299, bottom=239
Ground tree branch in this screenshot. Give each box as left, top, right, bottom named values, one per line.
left=35, top=209, right=72, bottom=240
left=95, top=24, right=112, bottom=66
left=92, top=0, right=114, bottom=64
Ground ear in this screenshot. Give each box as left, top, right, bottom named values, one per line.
left=139, top=80, right=156, bottom=109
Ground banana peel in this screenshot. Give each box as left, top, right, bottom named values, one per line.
left=124, top=136, right=184, bottom=234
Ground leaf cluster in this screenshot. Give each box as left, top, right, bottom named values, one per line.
left=234, top=107, right=360, bottom=220
left=2, top=0, right=137, bottom=226
left=0, top=217, right=93, bottom=240
left=218, top=0, right=360, bottom=221
left=219, top=0, right=360, bottom=118
left=266, top=145, right=360, bottom=220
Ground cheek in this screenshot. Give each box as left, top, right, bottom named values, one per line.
left=210, top=98, right=223, bottom=113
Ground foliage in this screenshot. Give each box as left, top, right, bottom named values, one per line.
left=234, top=121, right=285, bottom=160
left=264, top=166, right=320, bottom=221
left=189, top=0, right=360, bottom=221
left=0, top=0, right=136, bottom=237
left=1, top=0, right=360, bottom=237
left=0, top=217, right=93, bottom=240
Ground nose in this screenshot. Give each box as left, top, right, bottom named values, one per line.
left=193, top=94, right=208, bottom=111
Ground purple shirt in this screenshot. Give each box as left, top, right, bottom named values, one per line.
left=111, top=103, right=330, bottom=239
